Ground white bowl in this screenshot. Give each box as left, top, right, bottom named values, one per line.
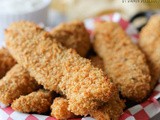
left=0, top=0, right=51, bottom=43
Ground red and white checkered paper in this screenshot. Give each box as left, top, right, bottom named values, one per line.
left=0, top=13, right=160, bottom=120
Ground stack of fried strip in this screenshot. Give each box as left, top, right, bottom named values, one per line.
left=0, top=21, right=90, bottom=105
left=5, top=21, right=124, bottom=119
left=93, top=22, right=151, bottom=102
left=0, top=64, right=40, bottom=105
left=0, top=21, right=91, bottom=114
left=0, top=21, right=91, bottom=116
left=2, top=15, right=159, bottom=120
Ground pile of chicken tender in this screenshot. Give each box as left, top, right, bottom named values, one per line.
left=0, top=15, right=160, bottom=120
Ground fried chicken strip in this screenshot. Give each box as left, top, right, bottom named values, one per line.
left=0, top=64, right=40, bottom=105
left=51, top=97, right=75, bottom=119
left=0, top=48, right=16, bottom=78
left=50, top=21, right=90, bottom=57
left=11, top=89, right=54, bottom=114
left=139, top=15, right=160, bottom=89
left=6, top=21, right=115, bottom=115
left=93, top=22, right=151, bottom=102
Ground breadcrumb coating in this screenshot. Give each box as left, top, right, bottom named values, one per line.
left=11, top=89, right=54, bottom=114
left=93, top=22, right=151, bottom=102
left=90, top=86, right=125, bottom=120
left=5, top=21, right=115, bottom=115
left=51, top=97, right=75, bottom=119
left=50, top=21, right=90, bottom=57
left=139, top=15, right=160, bottom=89
left=0, top=64, right=40, bottom=105
left=90, top=56, right=105, bottom=71
left=90, top=56, right=125, bottom=120
left=90, top=97, right=124, bottom=120
left=50, top=87, right=124, bottom=120
left=51, top=57, right=123, bottom=120
left=0, top=47, right=16, bottom=78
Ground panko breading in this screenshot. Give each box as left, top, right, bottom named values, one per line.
left=6, top=21, right=116, bottom=115
left=50, top=21, right=90, bottom=57
left=50, top=87, right=124, bottom=120
left=93, top=22, right=151, bottom=102
left=11, top=89, right=54, bottom=114
left=51, top=97, right=75, bottom=119
left=139, top=15, right=160, bottom=89
left=90, top=56, right=105, bottom=71
left=50, top=58, right=123, bottom=120
left=2, top=21, right=89, bottom=110
left=0, top=48, right=16, bottom=78
left=0, top=64, right=40, bottom=105
left=90, top=98, right=124, bottom=120
left=90, top=56, right=125, bottom=120
left=90, top=86, right=125, bottom=120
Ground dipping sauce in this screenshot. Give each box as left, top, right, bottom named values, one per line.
left=0, top=0, right=46, bottom=15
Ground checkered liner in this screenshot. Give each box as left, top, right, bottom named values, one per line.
left=0, top=13, right=160, bottom=120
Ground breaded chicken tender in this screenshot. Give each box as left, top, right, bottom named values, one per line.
left=93, top=22, right=151, bottom=102
left=11, top=89, right=54, bottom=114
left=139, top=15, right=160, bottom=89
left=5, top=21, right=115, bottom=115
left=51, top=97, right=75, bottom=119
left=0, top=64, right=40, bottom=105
left=90, top=56, right=104, bottom=71
left=0, top=48, right=16, bottom=78
left=50, top=21, right=90, bottom=57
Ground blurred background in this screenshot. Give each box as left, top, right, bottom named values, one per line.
left=0, top=0, right=160, bottom=43
left=50, top=0, right=160, bottom=24
left=50, top=0, right=160, bottom=19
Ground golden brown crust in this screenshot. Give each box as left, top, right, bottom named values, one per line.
left=50, top=21, right=91, bottom=57
left=11, top=89, right=53, bottom=114
left=90, top=56, right=105, bottom=71
left=90, top=86, right=125, bottom=120
left=90, top=99, right=124, bottom=120
left=6, top=21, right=115, bottom=115
left=50, top=86, right=124, bottom=120
left=139, top=15, right=160, bottom=89
left=93, top=22, right=151, bottom=102
left=51, top=97, right=75, bottom=119
left=0, top=47, right=16, bottom=78
left=0, top=64, right=40, bottom=105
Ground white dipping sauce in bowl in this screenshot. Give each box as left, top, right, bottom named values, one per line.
left=0, top=0, right=51, bottom=43
left=0, top=0, right=47, bottom=15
